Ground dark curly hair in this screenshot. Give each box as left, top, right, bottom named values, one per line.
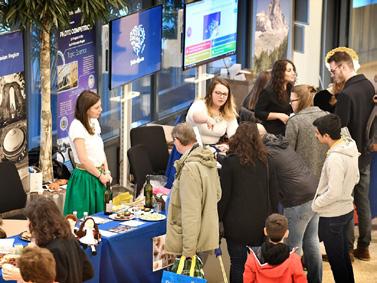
left=269, top=59, right=296, bottom=102
left=228, top=122, right=268, bottom=166
left=24, top=197, right=71, bottom=247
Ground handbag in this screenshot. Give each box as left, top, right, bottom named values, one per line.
left=161, top=255, right=207, bottom=283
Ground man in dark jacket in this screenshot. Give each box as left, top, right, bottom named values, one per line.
left=259, top=126, right=322, bottom=283
left=328, top=50, right=375, bottom=260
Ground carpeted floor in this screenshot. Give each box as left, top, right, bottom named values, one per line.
left=204, top=219, right=377, bottom=283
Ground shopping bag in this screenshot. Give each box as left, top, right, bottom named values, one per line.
left=161, top=255, right=207, bottom=283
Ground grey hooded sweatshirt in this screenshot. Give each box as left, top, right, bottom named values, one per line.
left=312, top=136, right=360, bottom=217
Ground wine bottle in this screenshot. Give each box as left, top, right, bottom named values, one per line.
left=144, top=175, right=153, bottom=209
left=104, top=182, right=113, bottom=215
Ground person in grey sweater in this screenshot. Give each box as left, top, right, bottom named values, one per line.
left=312, top=114, right=359, bottom=283
left=286, top=84, right=328, bottom=183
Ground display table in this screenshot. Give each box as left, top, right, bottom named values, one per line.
left=0, top=212, right=166, bottom=283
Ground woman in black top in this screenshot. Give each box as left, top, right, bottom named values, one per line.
left=218, top=122, right=276, bottom=283
left=2, top=198, right=93, bottom=283
left=255, top=59, right=296, bottom=135
left=26, top=198, right=93, bottom=283
left=239, top=70, right=271, bottom=122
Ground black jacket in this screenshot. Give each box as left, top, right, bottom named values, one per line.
left=264, top=134, right=317, bottom=208
left=255, top=86, right=292, bottom=136
left=334, top=74, right=375, bottom=167
left=218, top=154, right=277, bottom=246
left=45, top=237, right=94, bottom=283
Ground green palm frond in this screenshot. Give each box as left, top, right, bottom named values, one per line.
left=0, top=0, right=128, bottom=30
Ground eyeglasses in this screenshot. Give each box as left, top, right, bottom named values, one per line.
left=330, top=64, right=342, bottom=74
left=213, top=90, right=229, bottom=97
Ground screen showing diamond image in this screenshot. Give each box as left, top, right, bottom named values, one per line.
left=109, top=5, right=162, bottom=89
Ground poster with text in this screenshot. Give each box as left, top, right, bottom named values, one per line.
left=57, top=11, right=97, bottom=142
left=0, top=31, right=28, bottom=172
left=252, top=0, right=292, bottom=72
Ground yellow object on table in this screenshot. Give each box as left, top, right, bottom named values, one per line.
left=113, top=192, right=133, bottom=206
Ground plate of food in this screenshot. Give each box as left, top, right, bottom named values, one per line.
left=139, top=213, right=166, bottom=222
left=128, top=206, right=154, bottom=214
left=108, top=211, right=135, bottom=221
left=19, top=231, right=32, bottom=242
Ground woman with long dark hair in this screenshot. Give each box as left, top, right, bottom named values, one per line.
left=2, top=198, right=93, bottom=283
left=218, top=122, right=277, bottom=283
left=64, top=90, right=112, bottom=218
left=239, top=70, right=271, bottom=122
left=255, top=59, right=296, bottom=135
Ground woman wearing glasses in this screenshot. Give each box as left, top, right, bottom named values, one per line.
left=255, top=59, right=296, bottom=136
left=286, top=85, right=328, bottom=182
left=285, top=84, right=328, bottom=283
left=186, top=77, right=238, bottom=145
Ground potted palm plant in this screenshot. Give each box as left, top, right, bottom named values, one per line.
left=0, top=0, right=127, bottom=181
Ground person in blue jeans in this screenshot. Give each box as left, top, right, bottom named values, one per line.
left=259, top=125, right=322, bottom=283
left=312, top=114, right=359, bottom=283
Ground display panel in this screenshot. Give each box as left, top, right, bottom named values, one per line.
left=110, top=5, right=162, bottom=89
left=182, top=0, right=238, bottom=70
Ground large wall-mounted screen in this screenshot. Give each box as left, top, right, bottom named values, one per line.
left=183, top=0, right=238, bottom=70
left=110, top=5, right=162, bottom=89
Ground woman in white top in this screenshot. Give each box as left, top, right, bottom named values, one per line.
left=64, top=90, right=112, bottom=218
left=186, top=77, right=238, bottom=145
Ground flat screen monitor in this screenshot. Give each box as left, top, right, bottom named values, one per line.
left=182, top=0, right=238, bottom=70
left=109, top=5, right=162, bottom=89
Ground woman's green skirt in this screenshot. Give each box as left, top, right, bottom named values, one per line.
left=64, top=168, right=105, bottom=218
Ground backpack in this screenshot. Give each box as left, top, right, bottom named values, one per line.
left=366, top=94, right=377, bottom=152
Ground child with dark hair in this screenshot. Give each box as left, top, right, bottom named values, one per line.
left=243, top=214, right=307, bottom=283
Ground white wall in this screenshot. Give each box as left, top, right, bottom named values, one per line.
left=293, top=0, right=323, bottom=88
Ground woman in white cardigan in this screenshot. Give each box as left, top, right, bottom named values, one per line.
left=186, top=77, right=238, bottom=145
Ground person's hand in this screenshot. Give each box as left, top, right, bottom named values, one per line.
left=278, top=113, right=289, bottom=124
left=105, top=173, right=113, bottom=184
left=98, top=174, right=108, bottom=185
left=1, top=264, right=22, bottom=281
left=215, top=143, right=229, bottom=153
left=206, top=117, right=216, bottom=130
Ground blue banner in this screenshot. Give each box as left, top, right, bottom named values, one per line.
left=0, top=31, right=28, bottom=169
left=0, top=31, right=24, bottom=77
left=57, top=12, right=97, bottom=140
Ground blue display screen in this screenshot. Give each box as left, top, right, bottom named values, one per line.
left=110, top=5, right=162, bottom=89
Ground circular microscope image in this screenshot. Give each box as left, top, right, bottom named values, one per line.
left=0, top=120, right=27, bottom=163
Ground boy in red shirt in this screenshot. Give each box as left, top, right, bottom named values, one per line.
left=243, top=214, right=307, bottom=283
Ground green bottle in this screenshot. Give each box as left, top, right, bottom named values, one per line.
left=104, top=182, right=113, bottom=215
left=144, top=175, right=153, bottom=209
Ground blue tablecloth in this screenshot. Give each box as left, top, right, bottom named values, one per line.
left=1, top=212, right=167, bottom=283
left=95, top=212, right=166, bottom=283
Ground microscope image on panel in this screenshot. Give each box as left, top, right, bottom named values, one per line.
left=0, top=73, right=27, bottom=167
